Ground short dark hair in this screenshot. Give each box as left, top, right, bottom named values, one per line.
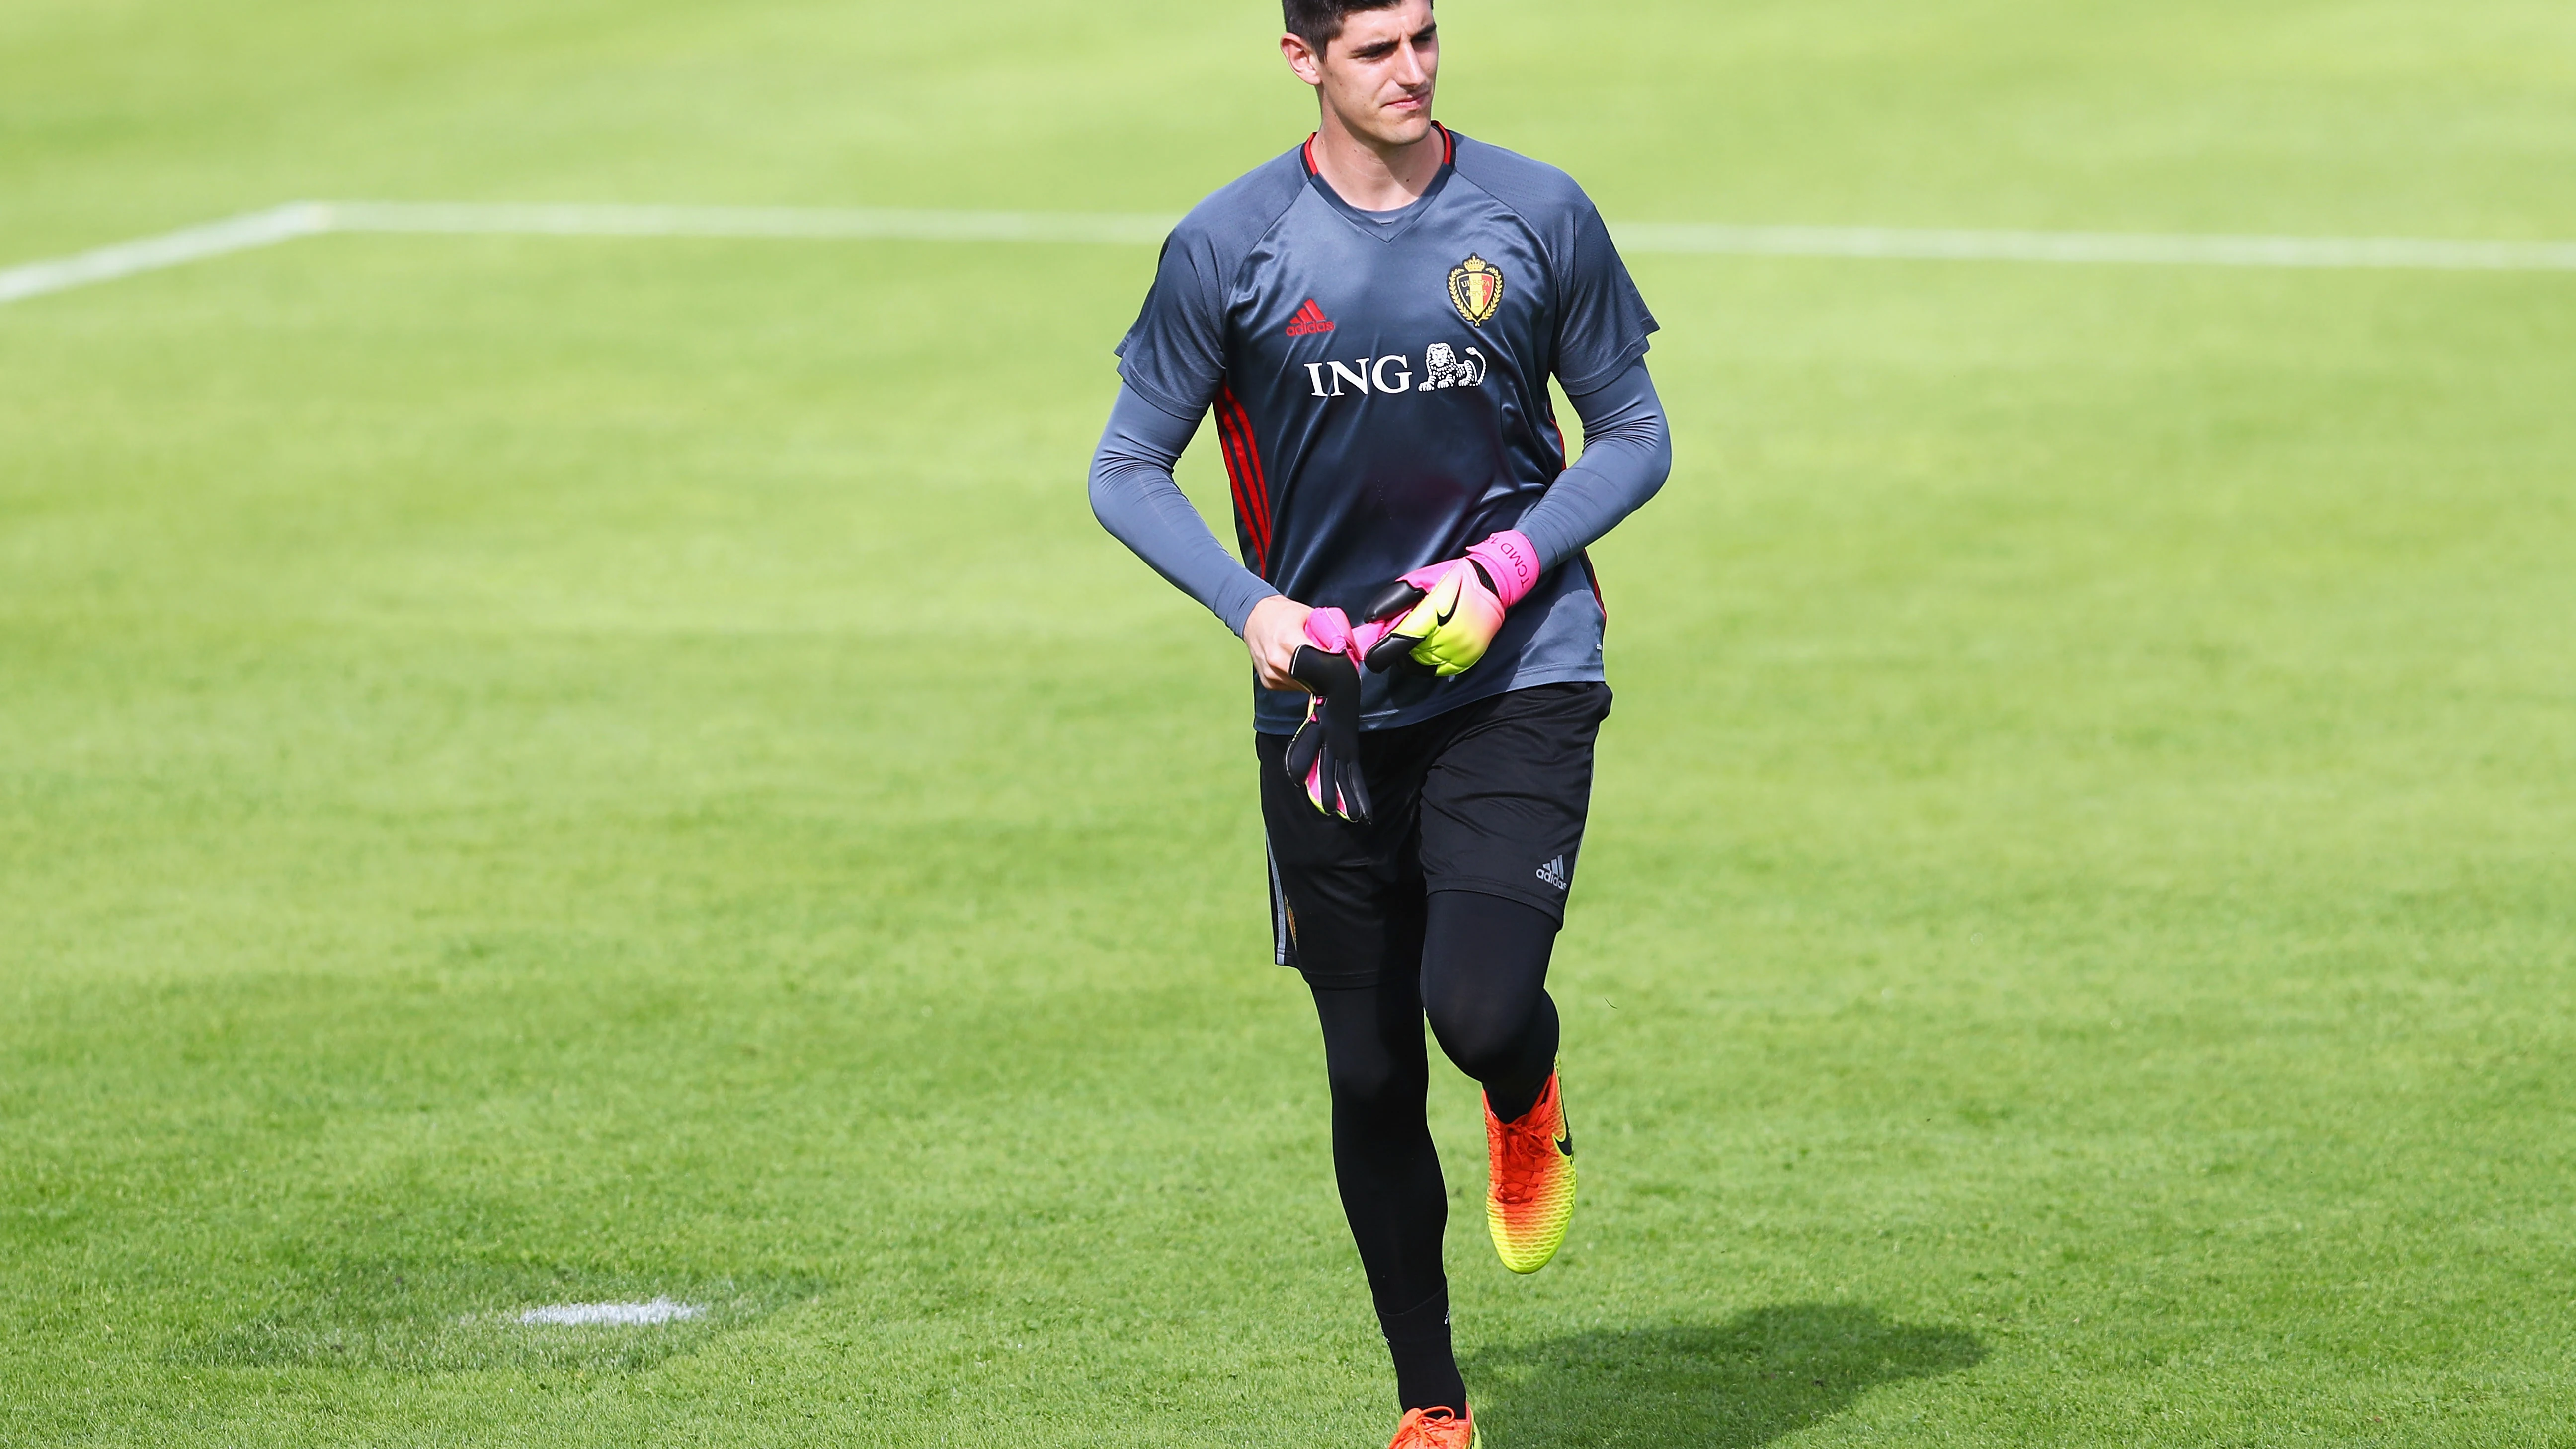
left=1283, top=0, right=1410, bottom=52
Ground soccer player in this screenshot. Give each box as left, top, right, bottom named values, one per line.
left=1089, top=2, right=1670, bottom=1444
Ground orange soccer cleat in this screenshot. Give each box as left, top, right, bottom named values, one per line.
left=1484, top=1065, right=1576, bottom=1274
left=1388, top=1405, right=1481, bottom=1449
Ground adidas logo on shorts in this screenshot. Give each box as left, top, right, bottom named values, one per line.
left=1535, top=856, right=1571, bottom=891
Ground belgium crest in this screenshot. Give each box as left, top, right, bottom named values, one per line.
left=1447, top=254, right=1504, bottom=326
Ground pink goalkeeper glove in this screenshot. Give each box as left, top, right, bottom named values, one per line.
left=1359, top=530, right=1541, bottom=679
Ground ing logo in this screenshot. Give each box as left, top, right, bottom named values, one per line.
left=1301, top=345, right=1488, bottom=398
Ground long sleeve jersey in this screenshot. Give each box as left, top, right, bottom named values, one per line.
left=1092, top=126, right=1672, bottom=732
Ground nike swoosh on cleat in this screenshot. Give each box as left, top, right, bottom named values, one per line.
left=1555, top=1126, right=1574, bottom=1157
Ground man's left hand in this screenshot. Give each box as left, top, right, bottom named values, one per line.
left=1360, top=530, right=1541, bottom=678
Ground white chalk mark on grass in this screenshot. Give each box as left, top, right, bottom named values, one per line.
left=310, top=203, right=2576, bottom=271
left=1612, top=222, right=2576, bottom=272
left=0, top=203, right=329, bottom=305
left=517, top=1298, right=704, bottom=1327
left=316, top=199, right=1175, bottom=246
left=6, top=201, right=2576, bottom=309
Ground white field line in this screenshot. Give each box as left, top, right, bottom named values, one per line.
left=1614, top=222, right=2576, bottom=271
left=5, top=201, right=2575, bottom=309
left=317, top=199, right=1176, bottom=245
left=0, top=202, right=329, bottom=305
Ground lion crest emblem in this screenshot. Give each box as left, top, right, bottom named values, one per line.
left=1421, top=343, right=1488, bottom=390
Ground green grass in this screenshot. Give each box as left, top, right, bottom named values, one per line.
left=5, top=1, right=2576, bottom=1445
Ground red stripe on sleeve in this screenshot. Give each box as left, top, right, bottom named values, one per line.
left=1221, top=388, right=1274, bottom=564
left=1214, top=385, right=1273, bottom=575
left=1221, top=387, right=1274, bottom=543
left=1214, top=410, right=1258, bottom=562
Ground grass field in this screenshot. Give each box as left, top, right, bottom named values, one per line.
left=5, top=1, right=2576, bottom=1444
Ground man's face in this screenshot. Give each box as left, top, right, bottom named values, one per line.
left=1288, top=0, right=1439, bottom=149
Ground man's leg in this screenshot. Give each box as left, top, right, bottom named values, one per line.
left=1309, top=969, right=1467, bottom=1417
left=1415, top=682, right=1611, bottom=1274
left=1420, top=891, right=1560, bottom=1125
left=1257, top=727, right=1467, bottom=1417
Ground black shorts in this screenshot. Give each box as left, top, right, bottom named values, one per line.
left=1259, top=681, right=1611, bottom=986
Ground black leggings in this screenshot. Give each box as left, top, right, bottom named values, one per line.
left=1308, top=890, right=1561, bottom=1412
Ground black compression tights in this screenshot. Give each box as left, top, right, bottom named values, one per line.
left=1308, top=890, right=1562, bottom=1414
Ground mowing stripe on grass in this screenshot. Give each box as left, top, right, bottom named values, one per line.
left=6, top=201, right=2576, bottom=308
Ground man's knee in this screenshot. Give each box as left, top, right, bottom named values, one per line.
left=1419, top=889, right=1558, bottom=1079
left=1423, top=993, right=1537, bottom=1081
left=1325, top=1046, right=1426, bottom=1109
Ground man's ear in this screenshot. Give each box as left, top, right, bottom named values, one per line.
left=1281, top=32, right=1325, bottom=86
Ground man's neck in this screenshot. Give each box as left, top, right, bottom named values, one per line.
left=1308, top=114, right=1444, bottom=212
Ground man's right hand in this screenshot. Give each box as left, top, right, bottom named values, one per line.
left=1244, top=594, right=1316, bottom=692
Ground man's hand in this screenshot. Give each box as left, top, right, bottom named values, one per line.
left=1361, top=530, right=1541, bottom=679
left=1244, top=595, right=1316, bottom=692
left=1250, top=603, right=1374, bottom=823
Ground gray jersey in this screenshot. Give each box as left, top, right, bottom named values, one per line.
left=1116, top=127, right=1659, bottom=732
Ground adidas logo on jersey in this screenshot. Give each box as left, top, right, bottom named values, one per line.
left=1535, top=856, right=1571, bottom=891
left=1285, top=299, right=1336, bottom=336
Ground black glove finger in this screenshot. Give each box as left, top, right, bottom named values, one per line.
left=1319, top=675, right=1370, bottom=822
left=1359, top=586, right=1432, bottom=674
left=1336, top=756, right=1373, bottom=823
left=1288, top=645, right=1359, bottom=698
left=1368, top=642, right=1440, bottom=680
left=1364, top=580, right=1426, bottom=621
left=1331, top=756, right=1369, bottom=824
left=1364, top=631, right=1416, bottom=674
left=1284, top=719, right=1322, bottom=787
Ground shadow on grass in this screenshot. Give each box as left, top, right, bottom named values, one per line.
left=1466, top=1302, right=1985, bottom=1447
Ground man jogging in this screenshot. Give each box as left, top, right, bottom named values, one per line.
left=1090, top=3, right=1670, bottom=1444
